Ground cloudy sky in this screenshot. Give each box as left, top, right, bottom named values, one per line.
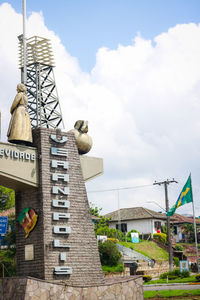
left=1, top=0, right=200, bottom=216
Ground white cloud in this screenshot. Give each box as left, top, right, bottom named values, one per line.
left=1, top=3, right=200, bottom=216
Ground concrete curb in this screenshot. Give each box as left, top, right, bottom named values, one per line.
left=144, top=283, right=190, bottom=287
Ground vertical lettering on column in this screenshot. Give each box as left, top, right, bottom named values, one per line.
left=50, top=134, right=72, bottom=275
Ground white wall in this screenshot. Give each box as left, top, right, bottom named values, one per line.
left=109, top=219, right=166, bottom=235
left=174, top=225, right=183, bottom=243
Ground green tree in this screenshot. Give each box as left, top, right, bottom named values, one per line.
left=90, top=203, right=111, bottom=232
left=161, top=223, right=174, bottom=240
left=90, top=203, right=125, bottom=241
left=96, top=226, right=125, bottom=241
left=161, top=223, right=167, bottom=235
left=0, top=186, right=15, bottom=211
left=90, top=204, right=102, bottom=217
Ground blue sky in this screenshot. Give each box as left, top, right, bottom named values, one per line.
left=1, top=1, right=200, bottom=215
left=4, top=0, right=200, bottom=71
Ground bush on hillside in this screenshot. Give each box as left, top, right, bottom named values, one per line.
left=174, top=244, right=184, bottom=251
left=98, top=240, right=122, bottom=266
left=107, top=238, right=119, bottom=243
left=153, top=233, right=167, bottom=244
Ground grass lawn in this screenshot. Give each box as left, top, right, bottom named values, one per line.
left=102, top=264, right=124, bottom=273
left=144, top=275, right=198, bottom=285
left=118, top=241, right=168, bottom=262
left=144, top=289, right=200, bottom=299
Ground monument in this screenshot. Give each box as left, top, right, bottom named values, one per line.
left=0, top=2, right=143, bottom=299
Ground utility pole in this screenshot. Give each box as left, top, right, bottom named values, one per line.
left=154, top=179, right=178, bottom=271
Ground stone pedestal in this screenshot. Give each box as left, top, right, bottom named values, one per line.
left=15, top=128, right=104, bottom=285
left=0, top=276, right=144, bottom=300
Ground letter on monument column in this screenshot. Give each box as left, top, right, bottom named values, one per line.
left=54, top=267, right=72, bottom=275
left=53, top=240, right=71, bottom=248
left=52, top=199, right=70, bottom=208
left=51, top=147, right=68, bottom=157
left=50, top=134, right=67, bottom=144
left=51, top=160, right=69, bottom=169
left=52, top=212, right=70, bottom=220
left=52, top=173, right=69, bottom=182
left=52, top=186, right=70, bottom=195
left=60, top=252, right=67, bottom=261
left=53, top=226, right=71, bottom=234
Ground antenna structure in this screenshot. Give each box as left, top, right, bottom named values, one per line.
left=19, top=0, right=64, bottom=129
left=18, top=35, right=64, bottom=129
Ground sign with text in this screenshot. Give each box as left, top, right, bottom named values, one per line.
left=97, top=235, right=107, bottom=243
left=0, top=142, right=38, bottom=191
left=0, top=217, right=8, bottom=235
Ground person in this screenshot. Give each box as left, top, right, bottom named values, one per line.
left=7, top=83, right=32, bottom=145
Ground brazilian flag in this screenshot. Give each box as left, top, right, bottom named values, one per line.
left=166, top=175, right=193, bottom=216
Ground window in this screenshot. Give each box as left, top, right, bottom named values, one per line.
left=116, top=223, right=127, bottom=233
left=154, top=221, right=161, bottom=230
left=174, top=226, right=177, bottom=235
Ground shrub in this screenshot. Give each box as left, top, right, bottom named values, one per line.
left=174, top=244, right=184, bottom=251
left=195, top=274, right=200, bottom=282
left=173, top=256, right=179, bottom=267
left=180, top=270, right=190, bottom=278
left=168, top=275, right=178, bottom=280
left=160, top=269, right=180, bottom=279
left=107, top=238, right=119, bottom=243
left=143, top=275, right=152, bottom=282
left=153, top=233, right=167, bottom=244
left=0, top=249, right=16, bottom=277
left=126, top=230, right=140, bottom=242
left=159, top=269, right=190, bottom=279
left=98, top=240, right=122, bottom=266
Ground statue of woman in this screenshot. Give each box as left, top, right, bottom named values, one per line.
left=7, top=84, right=32, bottom=145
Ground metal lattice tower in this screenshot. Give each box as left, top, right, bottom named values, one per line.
left=18, top=35, right=64, bottom=129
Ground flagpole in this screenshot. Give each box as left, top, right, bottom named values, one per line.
left=190, top=174, right=199, bottom=273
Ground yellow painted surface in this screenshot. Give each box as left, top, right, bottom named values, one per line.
left=0, top=142, right=38, bottom=190
left=80, top=156, right=103, bottom=181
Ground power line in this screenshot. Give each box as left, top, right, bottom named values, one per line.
left=87, top=183, right=154, bottom=193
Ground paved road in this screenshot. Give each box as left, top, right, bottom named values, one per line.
left=143, top=283, right=200, bottom=291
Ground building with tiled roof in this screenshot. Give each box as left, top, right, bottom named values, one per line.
left=171, top=213, right=200, bottom=243
left=104, top=207, right=168, bottom=237
left=172, top=213, right=200, bottom=225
